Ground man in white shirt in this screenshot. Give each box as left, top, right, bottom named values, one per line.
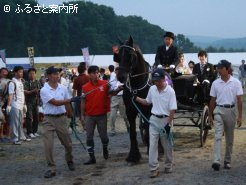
left=40, top=66, right=77, bottom=178
left=109, top=67, right=129, bottom=135
left=59, top=68, right=69, bottom=87
left=209, top=60, right=243, bottom=171
left=7, top=66, right=30, bottom=145
left=135, top=68, right=177, bottom=178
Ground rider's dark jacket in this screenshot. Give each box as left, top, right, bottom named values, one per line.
left=154, top=45, right=179, bottom=67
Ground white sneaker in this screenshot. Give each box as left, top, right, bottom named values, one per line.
left=34, top=133, right=40, bottom=137
left=29, top=133, right=36, bottom=138
left=25, top=138, right=31, bottom=142
left=13, top=141, right=22, bottom=145
left=21, top=137, right=31, bottom=142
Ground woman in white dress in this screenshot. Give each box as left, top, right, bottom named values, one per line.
left=175, top=53, right=191, bottom=75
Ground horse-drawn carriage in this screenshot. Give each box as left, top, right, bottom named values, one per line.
left=117, top=36, right=213, bottom=164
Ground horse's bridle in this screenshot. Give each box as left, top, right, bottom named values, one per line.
left=119, top=45, right=137, bottom=73
left=119, top=45, right=151, bottom=94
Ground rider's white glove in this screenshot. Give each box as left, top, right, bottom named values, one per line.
left=6, top=106, right=11, bottom=115
left=169, top=64, right=175, bottom=69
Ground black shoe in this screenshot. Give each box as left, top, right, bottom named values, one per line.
left=44, top=170, right=56, bottom=178
left=224, top=162, right=231, bottom=169
left=84, top=156, right=96, bottom=165
left=204, top=124, right=212, bottom=130
left=103, top=147, right=109, bottom=160
left=67, top=162, right=75, bottom=171
left=212, top=163, right=220, bottom=171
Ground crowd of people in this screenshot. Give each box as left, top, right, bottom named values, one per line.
left=0, top=30, right=244, bottom=179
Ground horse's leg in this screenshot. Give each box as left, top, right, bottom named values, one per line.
left=126, top=112, right=141, bottom=163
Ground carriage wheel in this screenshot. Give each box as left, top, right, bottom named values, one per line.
left=200, top=105, right=209, bottom=147
left=139, top=115, right=147, bottom=146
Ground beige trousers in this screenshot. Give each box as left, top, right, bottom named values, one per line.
left=43, top=116, right=73, bottom=171
left=109, top=96, right=129, bottom=132
left=149, top=115, right=173, bottom=171
left=213, top=106, right=236, bottom=164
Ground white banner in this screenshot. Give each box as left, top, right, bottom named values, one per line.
left=81, top=47, right=90, bottom=66
left=27, top=47, right=34, bottom=67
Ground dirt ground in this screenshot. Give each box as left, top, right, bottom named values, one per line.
left=1, top=96, right=246, bottom=185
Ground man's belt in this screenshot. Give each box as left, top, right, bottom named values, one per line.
left=45, top=113, right=65, bottom=117
left=216, top=104, right=235, bottom=108
left=152, top=113, right=168, bottom=118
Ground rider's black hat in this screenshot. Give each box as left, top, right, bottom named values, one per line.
left=152, top=68, right=165, bottom=81
left=163, top=31, right=175, bottom=40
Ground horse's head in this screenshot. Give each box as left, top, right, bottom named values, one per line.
left=117, top=36, right=140, bottom=83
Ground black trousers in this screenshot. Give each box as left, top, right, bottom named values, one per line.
left=26, top=103, right=39, bottom=135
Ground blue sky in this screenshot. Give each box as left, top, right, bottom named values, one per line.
left=38, top=0, right=246, bottom=38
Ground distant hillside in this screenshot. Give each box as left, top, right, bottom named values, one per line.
left=212, top=38, right=246, bottom=50
left=0, top=0, right=199, bottom=57
left=187, top=35, right=246, bottom=50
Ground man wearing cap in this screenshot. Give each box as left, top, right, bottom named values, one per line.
left=208, top=60, right=243, bottom=171
left=154, top=31, right=179, bottom=68
left=135, top=68, right=177, bottom=178
left=40, top=66, right=78, bottom=178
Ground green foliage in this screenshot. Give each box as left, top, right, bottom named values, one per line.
left=175, top=34, right=201, bottom=53
left=0, top=0, right=206, bottom=57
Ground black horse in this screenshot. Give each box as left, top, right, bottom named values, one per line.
left=117, top=36, right=152, bottom=164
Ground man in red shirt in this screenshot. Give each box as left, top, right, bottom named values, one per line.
left=81, top=65, right=110, bottom=165
left=72, top=62, right=89, bottom=119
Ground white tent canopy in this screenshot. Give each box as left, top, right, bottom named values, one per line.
left=1, top=52, right=245, bottom=68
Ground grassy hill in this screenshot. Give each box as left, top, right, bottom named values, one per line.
left=187, top=35, right=246, bottom=50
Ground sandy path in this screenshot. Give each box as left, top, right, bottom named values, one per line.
left=1, top=94, right=246, bottom=185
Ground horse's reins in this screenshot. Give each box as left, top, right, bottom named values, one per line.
left=130, top=71, right=151, bottom=78
left=126, top=73, right=151, bottom=94
left=81, top=78, right=118, bottom=98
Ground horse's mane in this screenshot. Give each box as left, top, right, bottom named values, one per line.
left=132, top=44, right=146, bottom=64
left=132, top=44, right=150, bottom=71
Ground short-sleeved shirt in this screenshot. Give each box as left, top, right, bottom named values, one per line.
left=210, top=75, right=243, bottom=105
left=109, top=72, right=123, bottom=95
left=0, top=78, right=10, bottom=107
left=82, top=80, right=110, bottom=116
left=72, top=73, right=89, bottom=96
left=24, top=80, right=41, bottom=105
left=146, top=84, right=177, bottom=116
left=40, top=83, right=69, bottom=115
left=9, top=78, right=25, bottom=110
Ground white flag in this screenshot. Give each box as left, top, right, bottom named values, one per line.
left=81, top=47, right=90, bottom=66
